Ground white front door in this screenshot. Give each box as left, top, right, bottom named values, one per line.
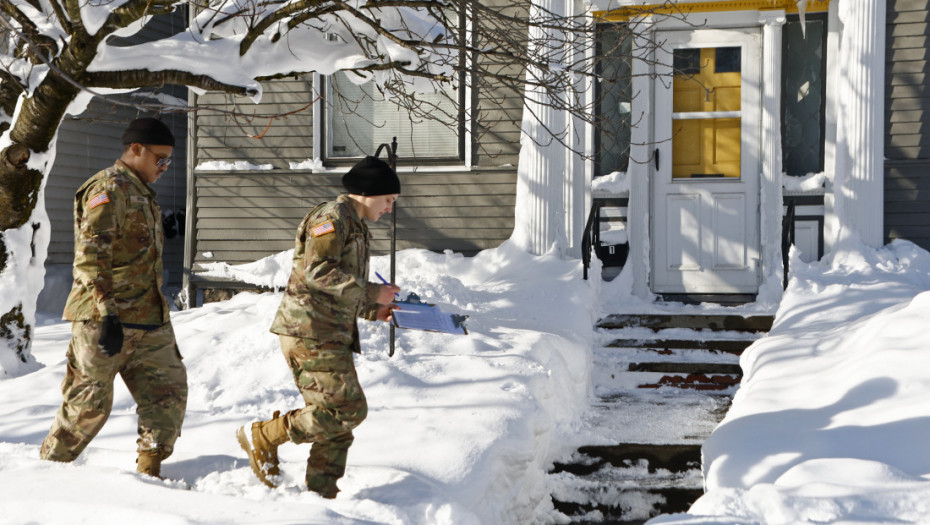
left=651, top=29, right=762, bottom=295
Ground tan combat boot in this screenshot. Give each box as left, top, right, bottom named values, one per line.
left=237, top=410, right=289, bottom=488
left=137, top=451, right=164, bottom=479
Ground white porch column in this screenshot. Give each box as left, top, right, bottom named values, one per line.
left=834, top=0, right=886, bottom=247
left=628, top=16, right=655, bottom=299
left=759, top=11, right=786, bottom=292
left=511, top=0, right=574, bottom=256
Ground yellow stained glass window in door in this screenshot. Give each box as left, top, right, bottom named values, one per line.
left=672, top=47, right=742, bottom=179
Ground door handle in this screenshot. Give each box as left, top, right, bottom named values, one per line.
left=654, top=148, right=660, bottom=171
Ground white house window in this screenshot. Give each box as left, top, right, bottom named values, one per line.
left=781, top=13, right=827, bottom=176
left=327, top=71, right=460, bottom=160
left=595, top=23, right=633, bottom=175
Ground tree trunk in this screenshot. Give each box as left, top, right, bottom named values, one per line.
left=0, top=145, right=48, bottom=376
left=0, top=64, right=80, bottom=376
left=0, top=140, right=45, bottom=375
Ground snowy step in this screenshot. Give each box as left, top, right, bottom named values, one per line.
left=636, top=373, right=740, bottom=391
left=595, top=345, right=741, bottom=364
left=627, top=362, right=741, bottom=375
left=556, top=444, right=701, bottom=474
left=623, top=363, right=742, bottom=391
left=585, top=392, right=729, bottom=444
left=547, top=313, right=772, bottom=523
left=551, top=484, right=703, bottom=525
left=599, top=340, right=747, bottom=390
left=604, top=338, right=754, bottom=354
left=550, top=444, right=704, bottom=523
left=592, top=352, right=742, bottom=396
left=598, top=313, right=773, bottom=332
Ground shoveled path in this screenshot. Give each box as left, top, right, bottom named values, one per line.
left=548, top=313, right=773, bottom=524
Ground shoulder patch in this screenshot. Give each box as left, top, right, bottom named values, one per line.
left=312, top=221, right=335, bottom=237
left=88, top=191, right=110, bottom=209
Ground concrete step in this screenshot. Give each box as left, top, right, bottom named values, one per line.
left=601, top=344, right=746, bottom=390
left=554, top=443, right=702, bottom=474
left=549, top=312, right=771, bottom=523
left=622, top=362, right=742, bottom=391
left=550, top=444, right=704, bottom=523
left=627, top=362, right=742, bottom=375
left=585, top=392, right=730, bottom=444
left=604, top=338, right=755, bottom=354
left=550, top=483, right=703, bottom=524
left=637, top=373, right=741, bottom=391
left=598, top=313, right=774, bottom=332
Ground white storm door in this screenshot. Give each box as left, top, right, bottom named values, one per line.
left=651, top=29, right=762, bottom=295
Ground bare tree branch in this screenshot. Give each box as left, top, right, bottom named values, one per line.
left=238, top=0, right=343, bottom=56
left=85, top=68, right=258, bottom=97
left=0, top=2, right=59, bottom=62
left=45, top=0, right=73, bottom=36
left=95, top=0, right=180, bottom=41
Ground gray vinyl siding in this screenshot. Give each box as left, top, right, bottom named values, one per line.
left=190, top=169, right=517, bottom=270
left=884, top=0, right=930, bottom=249
left=469, top=0, right=525, bottom=168
left=471, top=55, right=523, bottom=167
left=473, top=93, right=523, bottom=167
left=193, top=77, right=315, bottom=170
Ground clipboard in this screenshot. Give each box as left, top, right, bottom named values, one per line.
left=391, top=295, right=468, bottom=335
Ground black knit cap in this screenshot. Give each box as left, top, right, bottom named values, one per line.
left=342, top=156, right=401, bottom=196
left=121, top=118, right=175, bottom=147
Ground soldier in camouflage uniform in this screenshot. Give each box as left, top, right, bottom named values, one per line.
left=40, top=118, right=188, bottom=479
left=238, top=156, right=401, bottom=498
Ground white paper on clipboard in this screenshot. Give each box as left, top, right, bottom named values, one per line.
left=391, top=302, right=467, bottom=335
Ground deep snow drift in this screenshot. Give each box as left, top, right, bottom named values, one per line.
left=652, top=239, right=930, bottom=524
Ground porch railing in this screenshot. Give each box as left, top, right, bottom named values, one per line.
left=781, top=200, right=796, bottom=289
left=582, top=204, right=599, bottom=280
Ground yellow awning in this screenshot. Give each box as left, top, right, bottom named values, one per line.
left=595, top=0, right=830, bottom=22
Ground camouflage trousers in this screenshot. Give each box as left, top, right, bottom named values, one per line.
left=40, top=321, right=188, bottom=462
left=278, top=335, right=368, bottom=491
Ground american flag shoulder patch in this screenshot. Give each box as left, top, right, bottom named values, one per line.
left=311, top=221, right=335, bottom=237
left=87, top=191, right=110, bottom=209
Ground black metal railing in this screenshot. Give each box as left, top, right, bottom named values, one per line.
left=375, top=138, right=399, bottom=356
left=781, top=200, right=796, bottom=290
left=583, top=198, right=630, bottom=280
left=582, top=204, right=599, bottom=280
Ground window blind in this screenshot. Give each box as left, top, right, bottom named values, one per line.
left=329, top=72, right=459, bottom=159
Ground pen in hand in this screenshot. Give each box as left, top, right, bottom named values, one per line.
left=375, top=272, right=400, bottom=298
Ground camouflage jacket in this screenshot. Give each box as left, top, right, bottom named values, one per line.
left=63, top=161, right=169, bottom=325
left=269, top=194, right=380, bottom=352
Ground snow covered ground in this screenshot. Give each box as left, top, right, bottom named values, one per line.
left=3, top=238, right=930, bottom=524
left=0, top=243, right=595, bottom=525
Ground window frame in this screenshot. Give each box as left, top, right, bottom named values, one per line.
left=593, top=22, right=634, bottom=177
left=780, top=12, right=828, bottom=177
left=318, top=10, right=468, bottom=166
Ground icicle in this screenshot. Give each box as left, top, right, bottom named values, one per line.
left=796, top=0, right=809, bottom=38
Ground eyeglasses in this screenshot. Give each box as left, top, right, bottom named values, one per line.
left=142, top=146, right=172, bottom=169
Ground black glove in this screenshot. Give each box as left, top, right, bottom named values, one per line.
left=98, top=315, right=124, bottom=357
